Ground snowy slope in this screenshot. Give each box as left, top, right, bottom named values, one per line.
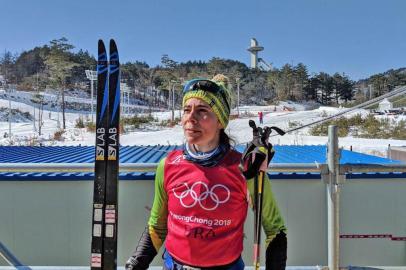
left=0, top=97, right=405, bottom=157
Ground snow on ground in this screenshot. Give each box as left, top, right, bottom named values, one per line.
left=0, top=98, right=90, bottom=145
left=0, top=98, right=405, bottom=157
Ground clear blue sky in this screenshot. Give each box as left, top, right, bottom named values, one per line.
left=1, top=0, right=405, bottom=80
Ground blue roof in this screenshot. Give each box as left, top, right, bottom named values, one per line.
left=0, top=145, right=404, bottom=180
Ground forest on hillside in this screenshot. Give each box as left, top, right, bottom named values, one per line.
left=1, top=38, right=406, bottom=108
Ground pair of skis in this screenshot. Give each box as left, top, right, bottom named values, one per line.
left=91, top=39, right=121, bottom=270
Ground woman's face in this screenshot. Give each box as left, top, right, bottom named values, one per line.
left=181, top=98, right=222, bottom=149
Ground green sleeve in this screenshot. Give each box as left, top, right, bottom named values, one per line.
left=247, top=173, right=287, bottom=247
left=147, top=157, right=168, bottom=252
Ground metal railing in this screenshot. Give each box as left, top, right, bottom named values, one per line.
left=1, top=162, right=406, bottom=174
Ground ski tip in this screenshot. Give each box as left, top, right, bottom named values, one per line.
left=98, top=40, right=106, bottom=53
left=109, top=39, right=119, bottom=62
left=110, top=39, right=117, bottom=51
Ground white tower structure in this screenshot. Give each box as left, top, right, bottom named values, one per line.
left=247, top=38, right=264, bottom=69
left=85, top=70, right=97, bottom=122
left=120, top=82, right=132, bottom=114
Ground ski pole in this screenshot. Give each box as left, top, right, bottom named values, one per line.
left=254, top=156, right=267, bottom=270
left=251, top=123, right=268, bottom=270
left=243, top=120, right=285, bottom=270
left=251, top=122, right=284, bottom=270
left=253, top=170, right=265, bottom=270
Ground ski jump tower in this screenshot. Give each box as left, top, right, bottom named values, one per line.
left=247, top=38, right=264, bottom=69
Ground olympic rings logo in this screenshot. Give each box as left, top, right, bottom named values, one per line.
left=173, top=181, right=230, bottom=211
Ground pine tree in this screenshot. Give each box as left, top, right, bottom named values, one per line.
left=45, top=38, right=78, bottom=129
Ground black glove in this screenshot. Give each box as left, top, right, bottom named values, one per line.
left=240, top=120, right=278, bottom=179
left=125, top=227, right=158, bottom=270
left=266, top=231, right=287, bottom=270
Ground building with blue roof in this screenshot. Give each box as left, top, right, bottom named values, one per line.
left=0, top=145, right=403, bottom=180
left=1, top=145, right=401, bottom=164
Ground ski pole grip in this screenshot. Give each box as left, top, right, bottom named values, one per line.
left=249, top=120, right=257, bottom=129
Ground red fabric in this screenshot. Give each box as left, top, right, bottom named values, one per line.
left=164, top=150, right=248, bottom=267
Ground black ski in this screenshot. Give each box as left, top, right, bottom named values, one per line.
left=103, top=39, right=121, bottom=270
left=91, top=39, right=109, bottom=269
left=91, top=39, right=120, bottom=270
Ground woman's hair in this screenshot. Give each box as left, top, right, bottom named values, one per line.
left=220, top=129, right=235, bottom=149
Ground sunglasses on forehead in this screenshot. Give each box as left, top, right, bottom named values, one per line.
left=183, top=79, right=221, bottom=94
left=183, top=79, right=230, bottom=111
